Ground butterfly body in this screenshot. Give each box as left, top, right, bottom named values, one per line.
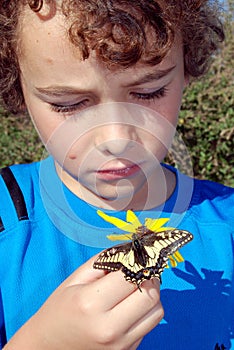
left=132, top=226, right=152, bottom=267
left=94, top=226, right=193, bottom=291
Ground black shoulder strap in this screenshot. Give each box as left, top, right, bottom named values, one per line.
left=0, top=217, right=4, bottom=233
left=0, top=167, right=29, bottom=222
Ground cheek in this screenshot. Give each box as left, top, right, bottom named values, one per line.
left=34, top=116, right=63, bottom=144
left=24, top=98, right=93, bottom=163
left=61, top=136, right=99, bottom=181
left=156, top=81, right=185, bottom=123
left=168, top=83, right=185, bottom=120
left=143, top=136, right=170, bottom=162
left=139, top=116, right=176, bottom=153
left=66, top=134, right=94, bottom=162
left=25, top=100, right=64, bottom=144
left=136, top=120, right=175, bottom=166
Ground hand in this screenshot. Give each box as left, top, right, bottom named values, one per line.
left=4, top=255, right=164, bottom=350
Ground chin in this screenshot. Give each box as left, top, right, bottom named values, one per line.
left=94, top=179, right=146, bottom=203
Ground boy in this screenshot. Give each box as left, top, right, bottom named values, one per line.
left=0, top=0, right=233, bottom=349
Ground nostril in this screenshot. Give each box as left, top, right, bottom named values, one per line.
left=96, top=138, right=134, bottom=156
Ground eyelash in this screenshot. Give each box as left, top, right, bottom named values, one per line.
left=131, top=86, right=168, bottom=101
left=49, top=87, right=168, bottom=114
left=49, top=100, right=88, bottom=114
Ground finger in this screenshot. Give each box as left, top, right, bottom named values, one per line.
left=129, top=338, right=143, bottom=350
left=106, top=280, right=162, bottom=350
left=127, top=300, right=164, bottom=341
left=59, top=253, right=106, bottom=288
left=84, top=269, right=137, bottom=310
left=109, top=279, right=161, bottom=333
left=59, top=256, right=138, bottom=311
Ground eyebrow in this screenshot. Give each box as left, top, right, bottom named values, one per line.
left=124, top=65, right=176, bottom=87
left=35, top=65, right=176, bottom=97
left=35, top=86, right=87, bottom=97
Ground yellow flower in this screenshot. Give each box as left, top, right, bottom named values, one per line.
left=97, top=209, right=184, bottom=267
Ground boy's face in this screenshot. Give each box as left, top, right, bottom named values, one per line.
left=19, top=8, right=188, bottom=210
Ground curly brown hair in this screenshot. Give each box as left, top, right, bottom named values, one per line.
left=0, top=0, right=224, bottom=114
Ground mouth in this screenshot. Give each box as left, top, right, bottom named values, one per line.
left=96, top=163, right=141, bottom=181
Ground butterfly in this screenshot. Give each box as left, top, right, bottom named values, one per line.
left=93, top=210, right=193, bottom=291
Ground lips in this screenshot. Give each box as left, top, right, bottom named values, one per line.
left=96, top=163, right=141, bottom=181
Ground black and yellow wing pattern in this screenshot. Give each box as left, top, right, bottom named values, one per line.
left=93, top=210, right=193, bottom=290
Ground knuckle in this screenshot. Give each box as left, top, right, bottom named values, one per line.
left=96, top=326, right=117, bottom=345
left=146, top=291, right=161, bottom=309
left=71, top=288, right=95, bottom=315
left=78, top=298, right=94, bottom=314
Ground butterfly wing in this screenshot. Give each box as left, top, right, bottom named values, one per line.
left=93, top=242, right=133, bottom=272
left=140, top=228, right=193, bottom=277
left=93, top=229, right=193, bottom=290
left=142, top=229, right=193, bottom=260
left=123, top=229, right=193, bottom=288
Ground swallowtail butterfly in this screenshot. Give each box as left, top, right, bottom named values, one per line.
left=94, top=225, right=193, bottom=291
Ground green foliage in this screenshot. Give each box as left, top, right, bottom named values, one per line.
left=0, top=5, right=233, bottom=187
left=0, top=107, right=44, bottom=166
left=175, top=10, right=234, bottom=187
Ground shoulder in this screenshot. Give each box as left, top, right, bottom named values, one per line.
left=165, top=163, right=234, bottom=227
left=192, top=177, right=234, bottom=205
left=164, top=164, right=234, bottom=223
left=0, top=161, right=43, bottom=233
left=189, top=177, right=234, bottom=225
left=0, top=161, right=40, bottom=190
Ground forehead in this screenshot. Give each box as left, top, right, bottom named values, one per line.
left=18, top=5, right=183, bottom=82
left=19, top=6, right=70, bottom=54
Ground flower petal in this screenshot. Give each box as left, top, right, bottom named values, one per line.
left=107, top=233, right=133, bottom=241
left=168, top=255, right=178, bottom=267
left=173, top=251, right=184, bottom=263
left=145, top=217, right=170, bottom=231
left=97, top=210, right=136, bottom=232
left=126, top=210, right=142, bottom=228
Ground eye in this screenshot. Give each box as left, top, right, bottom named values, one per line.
left=49, top=100, right=89, bottom=114
left=131, top=87, right=168, bottom=101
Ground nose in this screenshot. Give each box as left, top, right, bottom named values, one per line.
left=95, top=122, right=136, bottom=156
left=93, top=102, right=140, bottom=156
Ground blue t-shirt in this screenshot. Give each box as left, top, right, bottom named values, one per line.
left=0, top=157, right=233, bottom=349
